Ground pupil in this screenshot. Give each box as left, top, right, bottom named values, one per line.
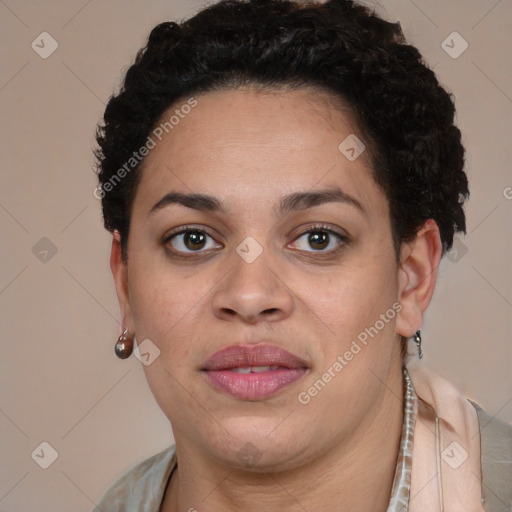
left=185, top=231, right=206, bottom=250
left=309, top=231, right=328, bottom=250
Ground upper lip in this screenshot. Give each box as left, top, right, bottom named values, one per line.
left=202, top=343, right=309, bottom=371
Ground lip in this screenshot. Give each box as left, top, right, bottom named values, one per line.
left=202, top=343, right=309, bottom=371
left=202, top=343, right=309, bottom=400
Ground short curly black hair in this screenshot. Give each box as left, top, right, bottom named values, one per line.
left=94, top=0, right=469, bottom=267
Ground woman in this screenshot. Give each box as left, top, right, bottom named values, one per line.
left=93, top=0, right=512, bottom=510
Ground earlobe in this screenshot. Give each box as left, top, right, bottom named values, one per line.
left=110, top=231, right=135, bottom=332
left=395, top=219, right=443, bottom=338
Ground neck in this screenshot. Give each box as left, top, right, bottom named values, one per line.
left=162, top=364, right=405, bottom=512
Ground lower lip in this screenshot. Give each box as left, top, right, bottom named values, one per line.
left=203, top=368, right=307, bottom=400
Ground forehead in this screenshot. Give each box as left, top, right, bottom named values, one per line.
left=132, top=86, right=386, bottom=219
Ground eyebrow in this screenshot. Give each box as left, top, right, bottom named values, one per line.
left=148, top=187, right=364, bottom=217
left=278, top=187, right=364, bottom=216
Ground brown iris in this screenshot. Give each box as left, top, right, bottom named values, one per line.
left=184, top=231, right=207, bottom=250
left=308, top=231, right=329, bottom=250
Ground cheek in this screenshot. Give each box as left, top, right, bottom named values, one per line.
left=128, top=269, right=203, bottom=417
left=315, top=279, right=399, bottom=387
left=127, top=257, right=203, bottom=352
left=301, top=259, right=398, bottom=335
left=300, top=266, right=400, bottom=417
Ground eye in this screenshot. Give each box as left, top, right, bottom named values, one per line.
left=166, top=227, right=222, bottom=253
left=289, top=225, right=347, bottom=253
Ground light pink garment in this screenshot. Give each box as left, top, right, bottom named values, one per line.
left=407, top=362, right=486, bottom=511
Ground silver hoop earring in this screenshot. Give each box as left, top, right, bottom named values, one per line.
left=413, top=330, right=423, bottom=359
left=115, top=329, right=134, bottom=359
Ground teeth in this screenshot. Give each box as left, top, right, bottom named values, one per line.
left=231, top=367, right=252, bottom=374
left=230, top=366, right=281, bottom=373
left=251, top=366, right=272, bottom=373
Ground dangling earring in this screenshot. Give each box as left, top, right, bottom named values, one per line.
left=115, top=329, right=134, bottom=359
left=413, top=330, right=423, bottom=359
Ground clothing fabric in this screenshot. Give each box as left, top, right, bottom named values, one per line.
left=386, top=367, right=417, bottom=511
left=95, top=446, right=176, bottom=512
left=95, top=363, right=512, bottom=512
left=407, top=362, right=485, bottom=511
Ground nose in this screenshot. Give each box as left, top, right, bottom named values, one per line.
left=211, top=247, right=294, bottom=324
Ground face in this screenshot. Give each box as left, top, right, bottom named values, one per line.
left=114, top=86, right=413, bottom=471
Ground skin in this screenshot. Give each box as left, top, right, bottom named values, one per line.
left=110, top=86, right=442, bottom=511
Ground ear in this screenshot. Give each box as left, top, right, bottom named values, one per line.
left=110, top=230, right=135, bottom=334
left=395, top=219, right=443, bottom=338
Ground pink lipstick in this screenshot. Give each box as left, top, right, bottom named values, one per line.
left=202, top=343, right=308, bottom=400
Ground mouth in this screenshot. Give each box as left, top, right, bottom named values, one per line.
left=223, top=365, right=284, bottom=373
left=201, top=343, right=309, bottom=400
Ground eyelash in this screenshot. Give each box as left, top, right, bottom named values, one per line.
left=163, top=223, right=349, bottom=259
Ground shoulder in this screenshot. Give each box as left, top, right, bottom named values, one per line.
left=95, top=445, right=177, bottom=512
left=469, top=400, right=512, bottom=512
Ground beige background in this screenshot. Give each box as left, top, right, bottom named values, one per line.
left=1, top=0, right=511, bottom=510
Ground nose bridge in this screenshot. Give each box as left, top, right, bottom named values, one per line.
left=211, top=238, right=293, bottom=322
